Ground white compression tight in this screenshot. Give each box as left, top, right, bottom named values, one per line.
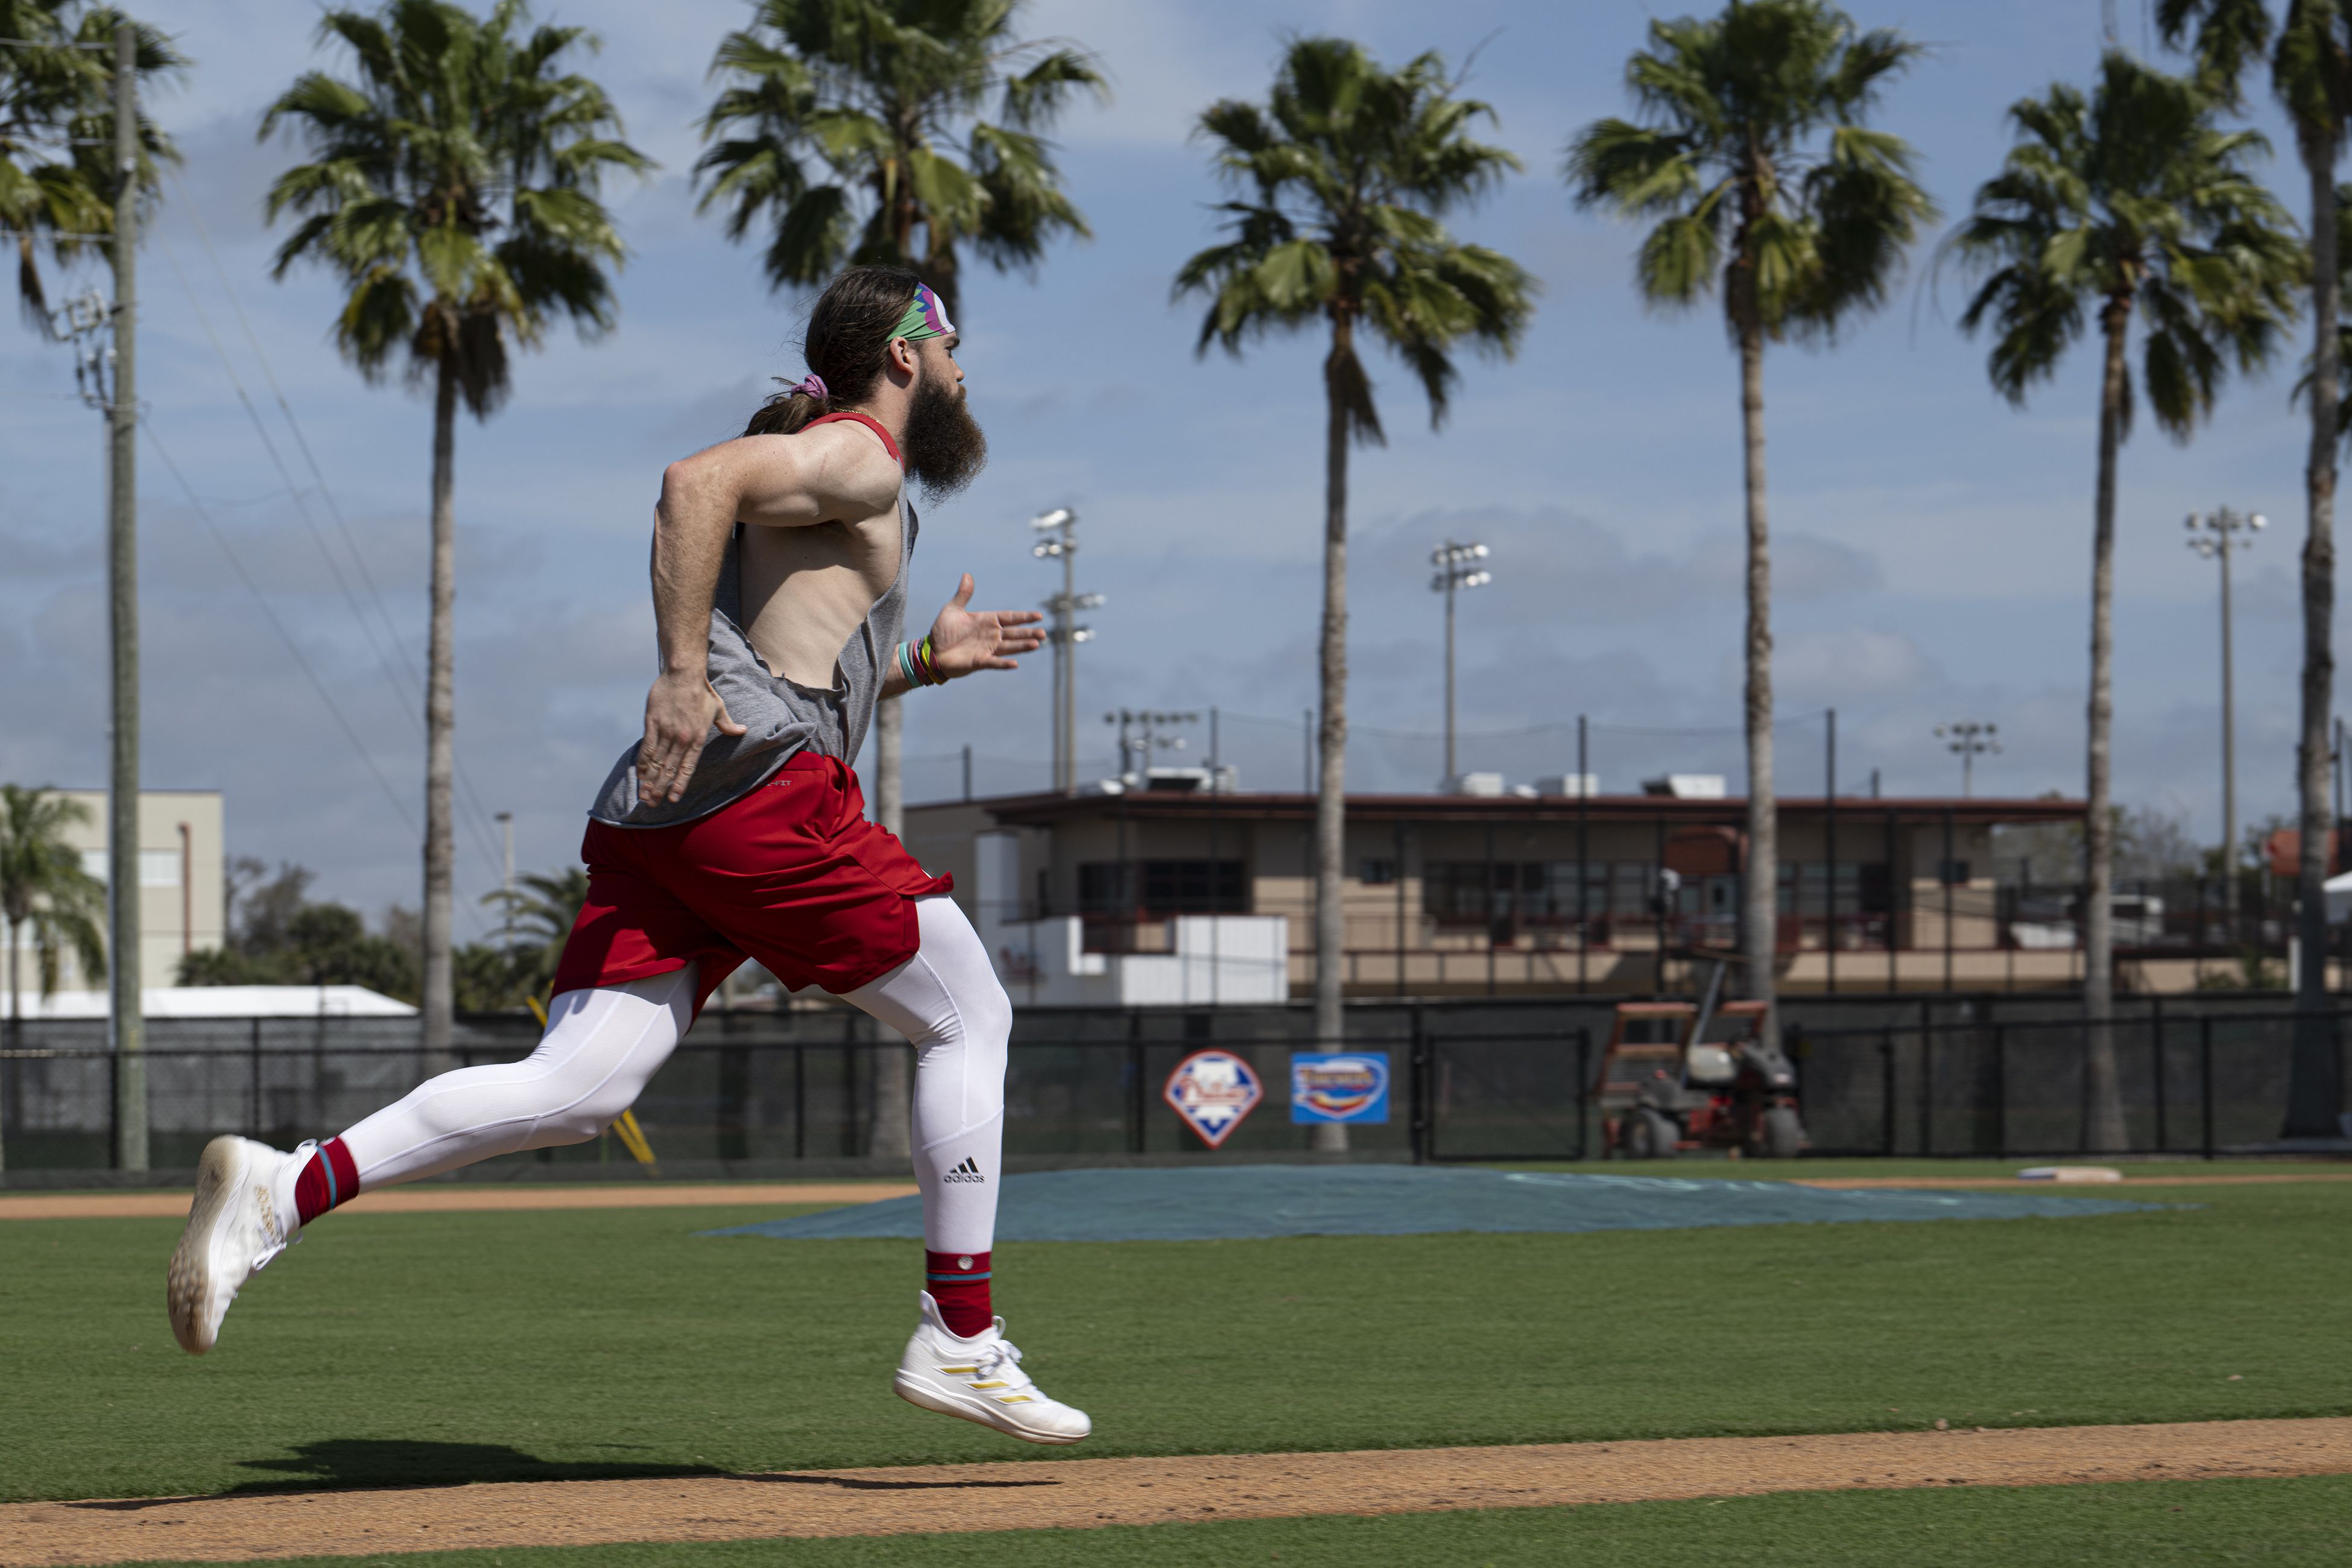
left=332, top=896, right=1008, bottom=1254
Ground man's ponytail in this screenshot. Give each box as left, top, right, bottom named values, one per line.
left=742, top=267, right=923, bottom=437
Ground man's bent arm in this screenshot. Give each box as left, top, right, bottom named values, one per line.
left=637, top=430, right=900, bottom=805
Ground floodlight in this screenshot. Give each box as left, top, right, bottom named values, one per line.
left=1032, top=507, right=1074, bottom=530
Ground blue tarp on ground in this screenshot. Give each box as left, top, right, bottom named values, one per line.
left=706, top=1165, right=2155, bottom=1243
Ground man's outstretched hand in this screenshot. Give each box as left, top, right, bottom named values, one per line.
left=926, top=574, right=1045, bottom=678
left=637, top=668, right=747, bottom=807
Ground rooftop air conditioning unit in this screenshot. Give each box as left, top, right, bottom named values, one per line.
left=1537, top=774, right=1599, bottom=798
left=1444, top=772, right=1506, bottom=797
left=1642, top=774, right=1727, bottom=800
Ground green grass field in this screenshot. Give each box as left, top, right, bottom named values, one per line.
left=4, top=1164, right=2346, bottom=1562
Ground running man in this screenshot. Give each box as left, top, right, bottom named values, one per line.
left=165, top=266, right=1090, bottom=1445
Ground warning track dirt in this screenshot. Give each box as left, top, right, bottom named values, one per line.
left=5, top=1418, right=2348, bottom=1566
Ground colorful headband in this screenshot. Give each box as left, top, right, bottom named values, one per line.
left=892, top=282, right=955, bottom=344
left=794, top=372, right=827, bottom=399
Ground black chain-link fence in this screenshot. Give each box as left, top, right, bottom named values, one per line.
left=0, top=991, right=2338, bottom=1175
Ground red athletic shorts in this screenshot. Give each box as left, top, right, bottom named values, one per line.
left=551, top=752, right=953, bottom=1014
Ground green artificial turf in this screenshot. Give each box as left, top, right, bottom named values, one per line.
left=2, top=1181, right=2346, bottom=1503
left=99, top=1476, right=2352, bottom=1567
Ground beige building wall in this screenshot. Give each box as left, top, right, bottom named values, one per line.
left=17, top=789, right=226, bottom=993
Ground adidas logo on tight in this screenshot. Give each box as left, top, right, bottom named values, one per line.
left=941, top=1157, right=986, bottom=1184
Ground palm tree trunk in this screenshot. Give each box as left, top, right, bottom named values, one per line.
left=1310, top=319, right=1353, bottom=1155
left=2286, top=146, right=2342, bottom=1137
left=421, top=356, right=458, bottom=1070
left=868, top=697, right=911, bottom=1159
left=2082, top=297, right=2129, bottom=1152
left=1737, top=319, right=1777, bottom=1024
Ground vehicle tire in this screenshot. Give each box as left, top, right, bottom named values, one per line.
left=1625, top=1108, right=1677, bottom=1160
left=1760, top=1105, right=1804, bottom=1160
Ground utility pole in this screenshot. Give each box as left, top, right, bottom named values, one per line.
left=2188, top=507, right=2262, bottom=936
left=1934, top=720, right=1999, bottom=798
left=1030, top=508, right=1099, bottom=794
left=1429, top=540, right=1491, bottom=786
left=107, top=25, right=145, bottom=1171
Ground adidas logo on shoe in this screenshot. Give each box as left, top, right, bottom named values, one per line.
left=941, top=1157, right=987, bottom=1184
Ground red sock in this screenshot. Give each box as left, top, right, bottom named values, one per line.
left=926, top=1249, right=992, bottom=1338
left=293, top=1137, right=359, bottom=1225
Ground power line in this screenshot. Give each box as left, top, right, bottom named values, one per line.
left=141, top=416, right=419, bottom=837
left=156, top=234, right=506, bottom=881
left=162, top=185, right=515, bottom=878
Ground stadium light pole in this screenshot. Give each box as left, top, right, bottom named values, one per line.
left=495, top=812, right=514, bottom=950
left=2188, top=507, right=2263, bottom=933
left=1031, top=509, right=1101, bottom=794
left=1934, top=721, right=1999, bottom=798
left=1429, top=540, right=1492, bottom=784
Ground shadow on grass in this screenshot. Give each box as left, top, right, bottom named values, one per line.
left=66, top=1438, right=1061, bottom=1510
left=69, top=1439, right=726, bottom=1508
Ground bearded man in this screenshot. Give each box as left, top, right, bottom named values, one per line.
left=165, top=267, right=1090, bottom=1444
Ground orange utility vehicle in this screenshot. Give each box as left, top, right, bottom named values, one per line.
left=1595, top=966, right=1806, bottom=1159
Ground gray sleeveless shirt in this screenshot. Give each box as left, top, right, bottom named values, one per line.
left=588, top=504, right=918, bottom=827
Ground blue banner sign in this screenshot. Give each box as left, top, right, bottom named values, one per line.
left=1289, top=1052, right=1391, bottom=1124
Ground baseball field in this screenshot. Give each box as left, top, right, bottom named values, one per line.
left=3, top=1160, right=2348, bottom=1566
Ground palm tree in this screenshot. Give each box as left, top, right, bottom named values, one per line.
left=482, top=864, right=587, bottom=998
left=1, top=785, right=108, bottom=1172
left=698, top=0, right=1103, bottom=1156
left=261, top=0, right=650, bottom=1067
left=1947, top=51, right=2300, bottom=1148
left=1567, top=0, right=1932, bottom=1029
left=1, top=2, right=180, bottom=324
left=2158, top=1, right=2351, bottom=1137
left=695, top=0, right=1104, bottom=823
left=695, top=0, right=1102, bottom=326
left=1178, top=38, right=1534, bottom=1144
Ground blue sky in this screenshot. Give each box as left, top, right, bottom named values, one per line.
left=0, top=0, right=2333, bottom=933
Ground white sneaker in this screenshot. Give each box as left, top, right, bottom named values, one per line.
left=893, top=1291, right=1092, bottom=1445
left=167, top=1136, right=306, bottom=1355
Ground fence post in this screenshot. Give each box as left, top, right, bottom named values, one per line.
left=1128, top=1013, right=1146, bottom=1157
left=2199, top=1016, right=2214, bottom=1161
left=792, top=1044, right=806, bottom=1160
left=1408, top=1008, right=1429, bottom=1163
left=1881, top=1025, right=1896, bottom=1154
left=1575, top=1025, right=1590, bottom=1161
left=249, top=1017, right=263, bottom=1138
left=1918, top=1014, right=1933, bottom=1157
left=1993, top=1022, right=2006, bottom=1159
left=2151, top=999, right=2169, bottom=1154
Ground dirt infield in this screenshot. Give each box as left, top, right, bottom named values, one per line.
left=0, top=1184, right=915, bottom=1222
left=4, top=1418, right=2347, bottom=1565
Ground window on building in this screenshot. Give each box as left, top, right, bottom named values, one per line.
left=1078, top=860, right=1247, bottom=915
left=140, top=849, right=182, bottom=888
left=1937, top=859, right=1971, bottom=886
left=1360, top=857, right=1397, bottom=886
left=1777, top=862, right=1887, bottom=914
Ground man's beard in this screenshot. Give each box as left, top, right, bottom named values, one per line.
left=902, top=376, right=988, bottom=501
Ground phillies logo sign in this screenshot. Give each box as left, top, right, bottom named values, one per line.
left=1163, top=1049, right=1263, bottom=1149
